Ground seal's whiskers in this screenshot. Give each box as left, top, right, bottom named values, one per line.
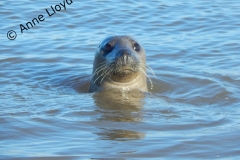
left=93, top=65, right=110, bottom=83
left=91, top=63, right=107, bottom=78
left=140, top=67, right=153, bottom=90
left=100, top=64, right=114, bottom=83
left=146, top=64, right=156, bottom=78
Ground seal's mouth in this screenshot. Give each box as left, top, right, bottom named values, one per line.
left=109, top=66, right=140, bottom=83
left=113, top=70, right=134, bottom=77
left=112, top=64, right=139, bottom=76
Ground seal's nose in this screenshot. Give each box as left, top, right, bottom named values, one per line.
left=117, top=49, right=132, bottom=65
left=118, top=49, right=131, bottom=57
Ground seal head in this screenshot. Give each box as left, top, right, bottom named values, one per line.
left=89, top=35, right=148, bottom=92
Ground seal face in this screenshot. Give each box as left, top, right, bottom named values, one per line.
left=89, top=35, right=148, bottom=92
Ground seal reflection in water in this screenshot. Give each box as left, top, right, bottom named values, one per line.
left=89, top=35, right=149, bottom=93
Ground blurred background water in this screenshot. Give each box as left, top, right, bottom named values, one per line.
left=1, top=0, right=240, bottom=159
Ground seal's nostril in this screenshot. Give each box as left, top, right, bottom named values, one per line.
left=123, top=52, right=129, bottom=56
left=118, top=49, right=131, bottom=57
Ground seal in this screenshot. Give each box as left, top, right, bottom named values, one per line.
left=89, top=35, right=148, bottom=92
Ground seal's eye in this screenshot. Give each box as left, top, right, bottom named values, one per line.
left=103, top=43, right=113, bottom=53
left=133, top=43, right=140, bottom=52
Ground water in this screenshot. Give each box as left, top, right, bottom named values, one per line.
left=1, top=0, right=240, bottom=159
